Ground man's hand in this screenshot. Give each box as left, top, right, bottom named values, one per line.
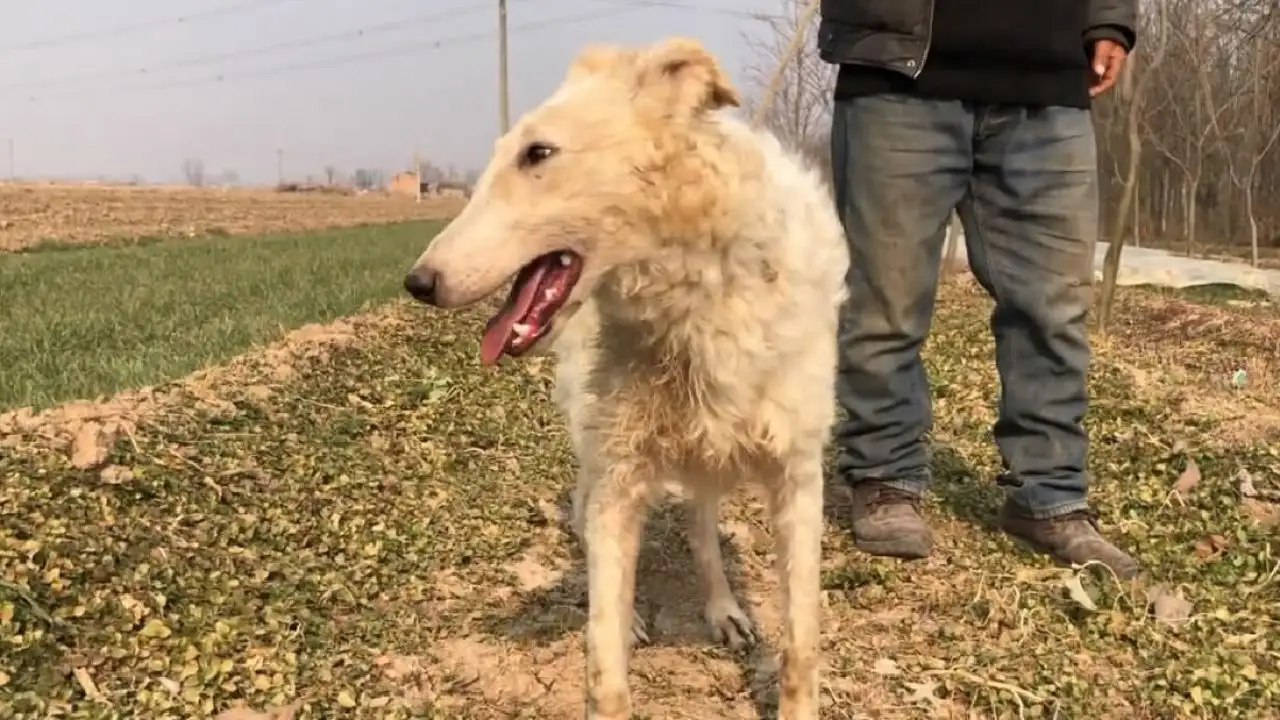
left=1089, top=39, right=1128, bottom=98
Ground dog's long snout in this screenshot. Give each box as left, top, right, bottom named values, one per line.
left=403, top=267, right=441, bottom=305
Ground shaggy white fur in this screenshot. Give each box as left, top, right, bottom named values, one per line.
left=405, top=37, right=849, bottom=720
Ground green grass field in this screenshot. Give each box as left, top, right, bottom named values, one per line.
left=0, top=220, right=443, bottom=410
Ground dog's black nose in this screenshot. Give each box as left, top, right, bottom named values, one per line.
left=403, top=268, right=440, bottom=305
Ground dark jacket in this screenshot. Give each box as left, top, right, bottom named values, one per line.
left=818, top=0, right=1136, bottom=79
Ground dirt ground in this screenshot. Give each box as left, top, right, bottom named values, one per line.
left=1, top=281, right=1277, bottom=719
left=0, top=182, right=465, bottom=251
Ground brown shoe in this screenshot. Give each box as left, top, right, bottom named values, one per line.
left=848, top=481, right=933, bottom=559
left=998, top=502, right=1140, bottom=579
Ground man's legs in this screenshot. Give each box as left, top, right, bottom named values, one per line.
left=959, top=105, right=1138, bottom=578
left=830, top=95, right=972, bottom=559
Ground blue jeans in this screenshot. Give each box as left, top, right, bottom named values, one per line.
left=830, top=94, right=1096, bottom=519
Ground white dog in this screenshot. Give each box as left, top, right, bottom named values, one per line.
left=404, top=37, right=849, bottom=720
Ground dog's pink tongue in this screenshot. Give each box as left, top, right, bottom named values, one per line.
left=479, top=261, right=550, bottom=365
left=479, top=312, right=516, bottom=366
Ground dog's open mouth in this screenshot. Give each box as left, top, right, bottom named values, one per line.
left=480, top=251, right=584, bottom=365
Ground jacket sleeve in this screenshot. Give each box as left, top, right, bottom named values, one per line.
left=1085, top=0, right=1137, bottom=51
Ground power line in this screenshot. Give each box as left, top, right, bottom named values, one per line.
left=1, top=7, right=645, bottom=105
left=0, top=0, right=305, bottom=55
left=0, top=4, right=491, bottom=93
left=590, top=0, right=786, bottom=21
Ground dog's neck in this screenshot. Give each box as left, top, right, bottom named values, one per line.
left=593, top=224, right=779, bottom=370
left=592, top=118, right=782, bottom=369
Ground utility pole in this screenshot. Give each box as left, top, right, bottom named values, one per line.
left=413, top=150, right=422, bottom=203
left=498, top=0, right=510, bottom=134
left=276, top=148, right=283, bottom=185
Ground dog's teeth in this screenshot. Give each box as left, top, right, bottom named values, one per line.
left=511, top=323, right=532, bottom=338
left=544, top=288, right=557, bottom=301
left=558, top=253, right=572, bottom=267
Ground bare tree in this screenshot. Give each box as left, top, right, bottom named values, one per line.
left=741, top=0, right=835, bottom=176
left=1145, top=0, right=1233, bottom=256
left=324, top=166, right=338, bottom=186
left=1098, top=0, right=1171, bottom=331
left=181, top=158, right=205, bottom=187
left=352, top=168, right=385, bottom=191
left=1086, top=0, right=1280, bottom=273
left=418, top=161, right=445, bottom=185
left=1220, top=27, right=1280, bottom=266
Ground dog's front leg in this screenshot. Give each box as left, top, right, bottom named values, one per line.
left=582, top=465, right=648, bottom=720
left=571, top=467, right=650, bottom=645
left=769, top=456, right=824, bottom=720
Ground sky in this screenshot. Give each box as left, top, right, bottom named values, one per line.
left=0, top=0, right=784, bottom=185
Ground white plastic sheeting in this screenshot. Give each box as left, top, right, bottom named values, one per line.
left=944, top=232, right=1280, bottom=297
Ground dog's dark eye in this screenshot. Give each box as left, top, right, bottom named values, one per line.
left=520, top=141, right=558, bottom=168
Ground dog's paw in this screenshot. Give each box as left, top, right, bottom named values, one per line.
left=631, top=611, right=651, bottom=646
left=705, top=598, right=757, bottom=650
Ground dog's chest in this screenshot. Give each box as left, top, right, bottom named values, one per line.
left=590, top=353, right=771, bottom=471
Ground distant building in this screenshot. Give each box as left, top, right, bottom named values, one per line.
left=386, top=170, right=472, bottom=200
left=387, top=170, right=428, bottom=198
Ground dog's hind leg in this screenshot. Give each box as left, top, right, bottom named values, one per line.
left=687, top=485, right=757, bottom=649
left=581, top=465, right=648, bottom=720
left=768, top=455, right=825, bottom=720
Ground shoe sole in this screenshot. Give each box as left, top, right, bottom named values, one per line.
left=1000, top=525, right=1141, bottom=580
left=853, top=536, right=932, bottom=560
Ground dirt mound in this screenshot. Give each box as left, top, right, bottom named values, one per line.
left=0, top=313, right=379, bottom=465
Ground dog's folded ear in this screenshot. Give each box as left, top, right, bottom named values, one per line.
left=634, top=37, right=741, bottom=118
